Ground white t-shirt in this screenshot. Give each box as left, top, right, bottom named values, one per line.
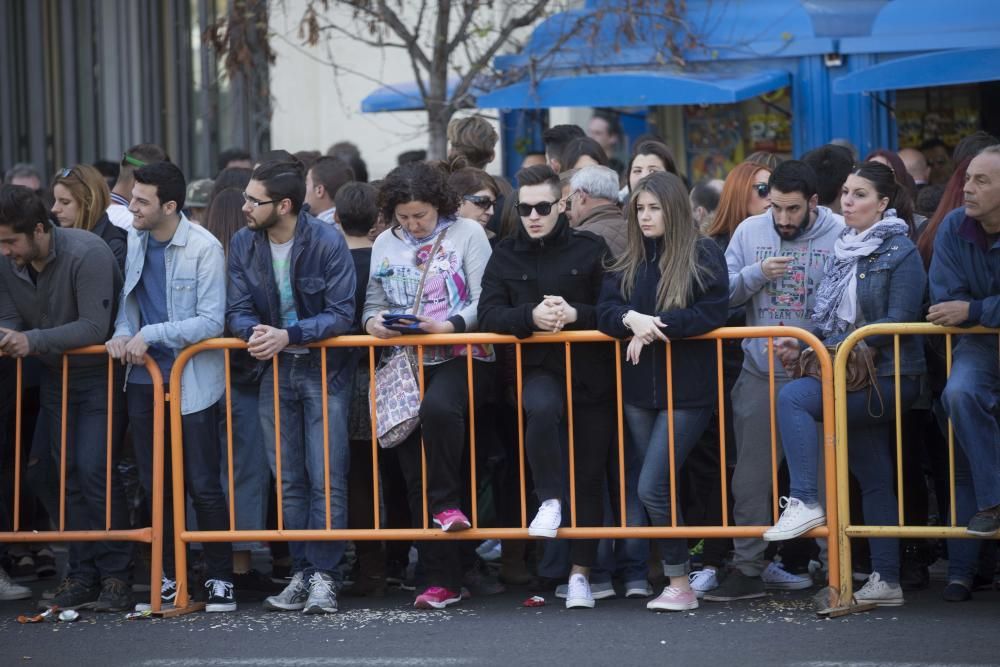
left=270, top=238, right=308, bottom=354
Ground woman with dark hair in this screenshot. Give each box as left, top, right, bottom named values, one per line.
left=363, top=161, right=493, bottom=610
left=704, top=161, right=772, bottom=243
left=209, top=167, right=252, bottom=208
left=598, top=172, right=729, bottom=612
left=627, top=141, right=679, bottom=191
left=763, top=162, right=926, bottom=607
left=916, top=156, right=973, bottom=268
left=560, top=136, right=609, bottom=171
left=866, top=149, right=919, bottom=234
left=51, top=164, right=126, bottom=270
left=448, top=167, right=499, bottom=240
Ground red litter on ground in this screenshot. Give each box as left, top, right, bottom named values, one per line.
left=522, top=595, right=545, bottom=607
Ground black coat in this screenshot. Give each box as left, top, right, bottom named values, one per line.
left=478, top=216, right=614, bottom=403
left=597, top=236, right=729, bottom=410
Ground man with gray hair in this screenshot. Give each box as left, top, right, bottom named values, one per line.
left=568, top=165, right=627, bottom=258
left=4, top=163, right=43, bottom=191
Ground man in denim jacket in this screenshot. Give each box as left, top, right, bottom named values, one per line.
left=107, top=162, right=235, bottom=613
left=227, top=159, right=356, bottom=615
left=929, top=145, right=1000, bottom=538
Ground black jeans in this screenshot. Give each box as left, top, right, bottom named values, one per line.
left=128, top=383, right=232, bottom=582
left=37, top=365, right=131, bottom=583
left=522, top=369, right=613, bottom=568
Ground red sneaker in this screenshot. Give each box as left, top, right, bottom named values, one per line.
left=432, top=508, right=471, bottom=532
left=414, top=586, right=462, bottom=610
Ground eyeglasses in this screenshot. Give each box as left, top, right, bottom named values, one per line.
left=242, top=192, right=278, bottom=208
left=122, top=153, right=147, bottom=168
left=516, top=201, right=556, bottom=217
left=463, top=194, right=495, bottom=210
left=753, top=183, right=770, bottom=198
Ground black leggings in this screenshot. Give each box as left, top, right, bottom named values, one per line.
left=523, top=370, right=614, bottom=568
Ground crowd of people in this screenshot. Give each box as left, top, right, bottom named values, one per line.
left=0, top=114, right=998, bottom=618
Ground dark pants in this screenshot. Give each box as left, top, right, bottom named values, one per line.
left=37, top=366, right=131, bottom=584
left=522, top=369, right=613, bottom=568
left=128, top=383, right=232, bottom=582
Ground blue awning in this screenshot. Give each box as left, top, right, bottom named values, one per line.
left=476, top=69, right=790, bottom=109
left=834, top=47, right=1000, bottom=94
left=361, top=77, right=485, bottom=113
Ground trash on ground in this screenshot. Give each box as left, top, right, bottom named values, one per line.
left=522, top=595, right=545, bottom=607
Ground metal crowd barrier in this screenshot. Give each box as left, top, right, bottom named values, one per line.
left=833, top=323, right=1000, bottom=601
left=2, top=347, right=166, bottom=612
left=166, top=327, right=838, bottom=610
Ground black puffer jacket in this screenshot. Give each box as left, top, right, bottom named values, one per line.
left=478, top=216, right=613, bottom=403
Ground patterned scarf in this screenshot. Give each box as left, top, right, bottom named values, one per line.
left=811, top=212, right=909, bottom=336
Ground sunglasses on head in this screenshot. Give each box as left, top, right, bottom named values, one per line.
left=753, top=183, right=770, bottom=198
left=122, top=153, right=147, bottom=168
left=58, top=167, right=72, bottom=178
left=516, top=201, right=556, bottom=217
left=463, top=194, right=495, bottom=210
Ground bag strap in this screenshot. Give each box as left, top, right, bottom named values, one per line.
left=411, top=228, right=448, bottom=317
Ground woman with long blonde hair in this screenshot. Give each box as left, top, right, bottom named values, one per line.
left=51, top=163, right=125, bottom=270
left=598, top=171, right=728, bottom=613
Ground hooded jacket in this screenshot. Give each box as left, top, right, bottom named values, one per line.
left=478, top=216, right=613, bottom=403
left=725, top=205, right=844, bottom=378
left=597, top=236, right=729, bottom=410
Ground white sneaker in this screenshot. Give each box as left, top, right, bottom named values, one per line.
left=0, top=567, right=31, bottom=601
left=761, top=561, right=813, bottom=590
left=263, top=571, right=308, bottom=611
left=555, top=580, right=616, bottom=599
left=762, top=497, right=826, bottom=541
left=528, top=499, right=561, bottom=538
left=688, top=568, right=718, bottom=598
left=565, top=574, right=594, bottom=609
left=853, top=572, right=904, bottom=607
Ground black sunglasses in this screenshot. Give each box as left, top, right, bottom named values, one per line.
left=516, top=201, right=556, bottom=217
left=753, top=183, right=770, bottom=198
left=463, top=194, right=495, bottom=210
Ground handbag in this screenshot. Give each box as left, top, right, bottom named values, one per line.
left=794, top=338, right=884, bottom=416
left=371, top=229, right=446, bottom=448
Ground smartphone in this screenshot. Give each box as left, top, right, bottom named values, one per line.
left=381, top=313, right=424, bottom=333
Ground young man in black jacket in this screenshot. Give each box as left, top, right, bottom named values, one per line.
left=477, top=164, right=614, bottom=610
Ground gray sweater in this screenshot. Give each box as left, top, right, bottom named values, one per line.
left=0, top=226, right=122, bottom=368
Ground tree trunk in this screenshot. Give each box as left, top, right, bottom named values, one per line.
left=426, top=107, right=453, bottom=161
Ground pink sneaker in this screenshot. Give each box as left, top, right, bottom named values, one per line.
left=432, top=509, right=471, bottom=532
left=647, top=586, right=699, bottom=612
left=414, top=586, right=462, bottom=610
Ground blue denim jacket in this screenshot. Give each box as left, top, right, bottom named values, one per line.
left=826, top=233, right=927, bottom=377
left=114, top=215, right=226, bottom=414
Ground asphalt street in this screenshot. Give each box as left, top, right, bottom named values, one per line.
left=2, top=579, right=999, bottom=667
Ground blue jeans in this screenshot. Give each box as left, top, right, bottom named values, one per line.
left=218, top=382, right=270, bottom=550
left=624, top=404, right=712, bottom=577
left=38, top=366, right=131, bottom=584
left=779, top=375, right=919, bottom=584
left=613, top=421, right=650, bottom=584
left=259, top=353, right=351, bottom=580
left=941, top=336, right=1000, bottom=511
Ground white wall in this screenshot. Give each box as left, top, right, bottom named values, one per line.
left=268, top=1, right=501, bottom=180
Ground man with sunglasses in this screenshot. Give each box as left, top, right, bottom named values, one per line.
left=106, top=161, right=236, bottom=612
left=227, top=159, right=356, bottom=615
left=478, top=164, right=615, bottom=609
left=706, top=160, right=843, bottom=603
left=107, top=144, right=168, bottom=230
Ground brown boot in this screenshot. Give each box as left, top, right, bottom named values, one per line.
left=499, top=540, right=532, bottom=585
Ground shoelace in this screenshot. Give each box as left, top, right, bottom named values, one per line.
left=309, top=573, right=335, bottom=597
left=689, top=570, right=714, bottom=585
left=205, top=579, right=234, bottom=599
left=161, top=576, right=176, bottom=593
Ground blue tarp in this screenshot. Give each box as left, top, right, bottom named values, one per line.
left=361, top=77, right=485, bottom=113
left=834, top=47, right=1000, bottom=94
left=476, top=69, right=791, bottom=109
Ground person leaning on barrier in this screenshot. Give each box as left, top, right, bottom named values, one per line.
left=764, top=162, right=927, bottom=607
left=597, top=171, right=729, bottom=613
left=929, top=145, right=1000, bottom=547
left=363, top=161, right=493, bottom=611
left=478, top=164, right=615, bottom=610
left=227, top=158, right=356, bottom=616
left=0, top=184, right=132, bottom=612
left=707, top=160, right=843, bottom=603
left=105, top=161, right=236, bottom=613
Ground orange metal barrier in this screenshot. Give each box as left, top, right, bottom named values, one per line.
left=834, top=324, right=1000, bottom=602
left=2, top=347, right=165, bottom=611
left=168, top=327, right=837, bottom=609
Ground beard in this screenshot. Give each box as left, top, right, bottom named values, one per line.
left=10, top=237, right=42, bottom=268
left=773, top=211, right=812, bottom=241
left=247, top=207, right=281, bottom=231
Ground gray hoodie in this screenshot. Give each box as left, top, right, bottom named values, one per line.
left=725, top=206, right=844, bottom=378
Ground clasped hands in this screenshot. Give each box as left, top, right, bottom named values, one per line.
left=532, top=295, right=577, bottom=333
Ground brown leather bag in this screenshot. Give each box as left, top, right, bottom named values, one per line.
left=794, top=340, right=884, bottom=416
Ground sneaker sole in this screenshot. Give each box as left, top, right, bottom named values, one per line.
left=414, top=596, right=461, bottom=610
left=966, top=527, right=1000, bottom=537
left=206, top=602, right=238, bottom=612
left=647, top=600, right=699, bottom=611
left=556, top=588, right=616, bottom=600
left=703, top=591, right=766, bottom=602
left=855, top=598, right=904, bottom=607
left=38, top=600, right=98, bottom=611
left=527, top=527, right=557, bottom=538
left=566, top=598, right=595, bottom=609
left=433, top=520, right=471, bottom=532
left=625, top=589, right=653, bottom=599
left=263, top=600, right=306, bottom=611
left=303, top=605, right=337, bottom=614
left=762, top=516, right=827, bottom=542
